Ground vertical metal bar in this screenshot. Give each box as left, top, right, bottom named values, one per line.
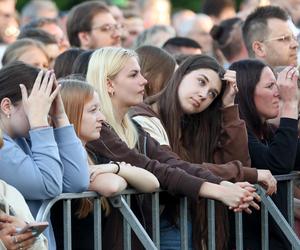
left=259, top=186, right=300, bottom=249
left=94, top=197, right=102, bottom=250
left=63, top=199, right=72, bottom=250
left=287, top=180, right=294, bottom=228
left=152, top=192, right=160, bottom=249
left=235, top=212, right=243, bottom=250
left=261, top=202, right=269, bottom=250
left=287, top=180, right=295, bottom=250
left=180, top=197, right=188, bottom=250
left=207, top=199, right=216, bottom=250
left=110, top=195, right=157, bottom=249
left=123, top=194, right=131, bottom=250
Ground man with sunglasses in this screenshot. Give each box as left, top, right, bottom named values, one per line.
left=243, top=5, right=299, bottom=67
left=67, top=1, right=122, bottom=50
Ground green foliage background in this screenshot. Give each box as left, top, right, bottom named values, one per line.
left=16, top=0, right=243, bottom=12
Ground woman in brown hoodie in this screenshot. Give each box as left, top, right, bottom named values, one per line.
left=85, top=48, right=276, bottom=249
left=130, top=54, right=277, bottom=249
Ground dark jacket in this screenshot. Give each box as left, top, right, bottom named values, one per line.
left=86, top=110, right=257, bottom=250
left=130, top=103, right=259, bottom=250
left=240, top=118, right=300, bottom=250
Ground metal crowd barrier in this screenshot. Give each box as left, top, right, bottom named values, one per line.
left=36, top=172, right=300, bottom=250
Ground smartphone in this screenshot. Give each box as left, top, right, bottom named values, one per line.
left=16, top=221, right=49, bottom=236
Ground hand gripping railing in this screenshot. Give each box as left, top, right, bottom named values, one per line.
left=36, top=172, right=300, bottom=250
left=227, top=172, right=300, bottom=250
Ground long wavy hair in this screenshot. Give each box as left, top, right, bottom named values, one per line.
left=86, top=47, right=138, bottom=149
left=149, top=54, right=226, bottom=163
left=148, top=54, right=228, bottom=250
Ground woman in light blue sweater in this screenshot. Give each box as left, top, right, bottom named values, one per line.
left=0, top=61, right=90, bottom=249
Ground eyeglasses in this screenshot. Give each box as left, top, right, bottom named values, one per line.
left=90, top=23, right=123, bottom=33
left=263, top=34, right=297, bottom=43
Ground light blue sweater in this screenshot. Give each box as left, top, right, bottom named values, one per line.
left=0, top=125, right=90, bottom=249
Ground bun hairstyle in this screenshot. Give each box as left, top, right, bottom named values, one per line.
left=210, top=17, right=242, bottom=48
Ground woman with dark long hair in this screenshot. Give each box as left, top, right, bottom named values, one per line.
left=230, top=59, right=300, bottom=250
left=130, top=54, right=276, bottom=249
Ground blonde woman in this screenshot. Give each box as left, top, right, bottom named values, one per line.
left=85, top=47, right=258, bottom=249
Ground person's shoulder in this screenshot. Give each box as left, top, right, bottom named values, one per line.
left=129, top=103, right=158, bottom=118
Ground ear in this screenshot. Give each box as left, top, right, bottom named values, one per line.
left=252, top=40, right=266, bottom=58
left=78, top=31, right=91, bottom=49
left=106, top=78, right=115, bottom=97
left=0, top=98, right=12, bottom=117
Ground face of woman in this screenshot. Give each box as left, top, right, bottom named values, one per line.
left=17, top=46, right=49, bottom=69
left=80, top=91, right=106, bottom=144
left=110, top=57, right=147, bottom=108
left=178, top=68, right=222, bottom=114
left=254, top=66, right=280, bottom=121
left=5, top=102, right=30, bottom=138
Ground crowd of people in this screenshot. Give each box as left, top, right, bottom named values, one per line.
left=0, top=0, right=299, bottom=249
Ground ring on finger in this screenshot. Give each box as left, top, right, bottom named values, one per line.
left=12, top=235, right=18, bottom=244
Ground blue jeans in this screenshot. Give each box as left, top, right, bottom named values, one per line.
left=160, top=217, right=194, bottom=250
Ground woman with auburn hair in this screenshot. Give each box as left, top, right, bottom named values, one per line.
left=130, top=54, right=277, bottom=249
left=84, top=47, right=269, bottom=249
left=59, top=77, right=159, bottom=198
left=230, top=59, right=300, bottom=250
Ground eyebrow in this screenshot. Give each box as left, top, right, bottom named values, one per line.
left=198, top=74, right=210, bottom=83
left=198, top=73, right=220, bottom=95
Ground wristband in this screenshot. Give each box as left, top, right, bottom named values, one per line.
left=111, top=161, right=120, bottom=174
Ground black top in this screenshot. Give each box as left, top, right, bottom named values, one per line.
left=238, top=118, right=300, bottom=250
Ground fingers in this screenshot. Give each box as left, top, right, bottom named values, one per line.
left=285, top=66, right=299, bottom=80
left=249, top=201, right=260, bottom=210
left=223, top=70, right=238, bottom=93
left=252, top=192, right=261, bottom=202
left=31, top=70, right=44, bottom=93
left=49, top=84, right=61, bottom=101
left=19, top=84, right=28, bottom=102
left=17, top=230, right=36, bottom=242
left=39, top=70, right=52, bottom=92
left=45, top=73, right=55, bottom=96
left=0, top=213, right=15, bottom=223
left=19, top=236, right=35, bottom=249
left=10, top=232, right=35, bottom=250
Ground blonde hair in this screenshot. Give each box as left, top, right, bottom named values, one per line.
left=87, top=47, right=138, bottom=149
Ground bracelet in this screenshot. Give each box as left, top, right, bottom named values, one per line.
left=110, top=161, right=120, bottom=174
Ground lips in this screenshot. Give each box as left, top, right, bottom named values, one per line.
left=190, top=97, right=201, bottom=107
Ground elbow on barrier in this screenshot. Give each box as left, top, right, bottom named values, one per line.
left=36, top=172, right=300, bottom=250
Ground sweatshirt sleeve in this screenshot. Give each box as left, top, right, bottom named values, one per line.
left=214, top=105, right=251, bottom=167
left=0, top=128, right=63, bottom=200
left=54, top=125, right=89, bottom=193
left=0, top=241, right=6, bottom=250
left=248, top=118, right=298, bottom=174
left=87, top=124, right=223, bottom=201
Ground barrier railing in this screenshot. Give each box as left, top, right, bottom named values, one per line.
left=36, top=172, right=300, bottom=250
